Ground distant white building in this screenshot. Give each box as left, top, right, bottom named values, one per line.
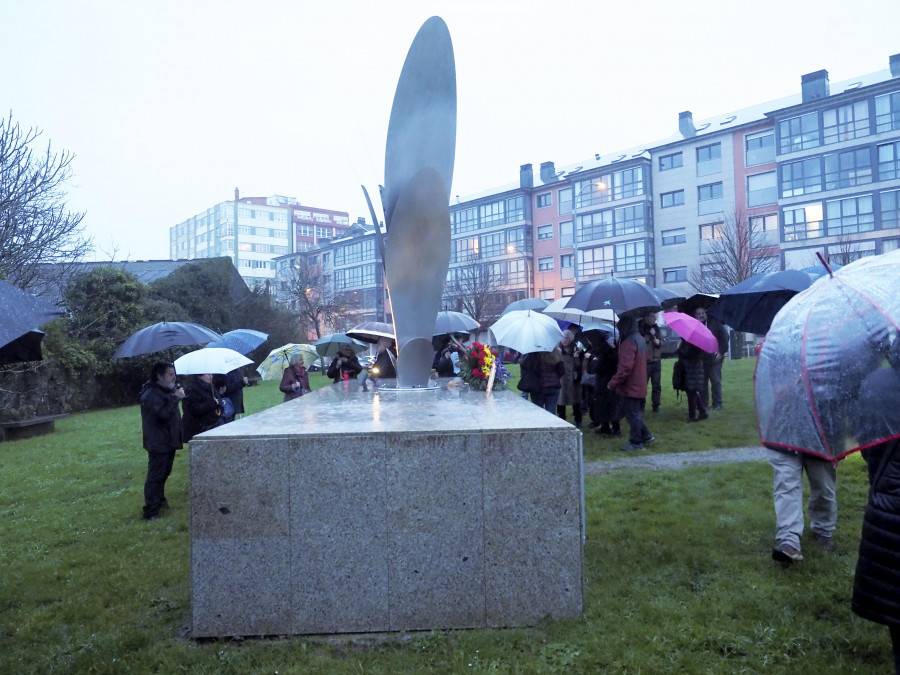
left=169, top=188, right=351, bottom=290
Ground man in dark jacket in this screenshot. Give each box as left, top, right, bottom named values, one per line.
left=693, top=306, right=729, bottom=409
left=639, top=311, right=663, bottom=413
left=608, top=316, right=654, bottom=451
left=139, top=362, right=185, bottom=520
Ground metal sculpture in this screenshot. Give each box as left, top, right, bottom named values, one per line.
left=363, top=16, right=456, bottom=388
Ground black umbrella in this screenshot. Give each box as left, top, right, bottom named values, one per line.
left=708, top=269, right=818, bottom=335
left=346, top=321, right=395, bottom=344
left=566, top=278, right=660, bottom=316
left=0, top=330, right=45, bottom=366
left=0, top=280, right=64, bottom=351
left=113, top=321, right=223, bottom=358
left=652, top=287, right=685, bottom=311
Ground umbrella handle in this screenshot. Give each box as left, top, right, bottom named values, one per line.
left=816, top=252, right=835, bottom=278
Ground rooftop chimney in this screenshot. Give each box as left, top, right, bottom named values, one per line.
left=520, top=163, right=533, bottom=189
left=539, top=161, right=557, bottom=183
left=234, top=187, right=240, bottom=201
left=801, top=69, right=830, bottom=103
left=891, top=53, right=900, bottom=78
left=678, top=111, right=695, bottom=138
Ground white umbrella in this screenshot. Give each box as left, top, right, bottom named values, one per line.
left=488, top=309, right=564, bottom=355
left=173, top=347, right=252, bottom=375
left=434, top=310, right=480, bottom=335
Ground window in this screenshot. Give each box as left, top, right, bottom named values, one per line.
left=537, top=224, right=554, bottom=240
left=479, top=200, right=504, bottom=225
left=781, top=158, right=822, bottom=198
left=879, top=142, right=900, bottom=181
left=506, top=196, right=525, bottom=222
left=577, top=210, right=613, bottom=242
left=615, top=204, right=646, bottom=236
left=539, top=289, right=556, bottom=300
left=783, top=203, right=824, bottom=241
left=659, top=152, right=683, bottom=171
left=747, top=171, right=777, bottom=207
left=824, top=148, right=872, bottom=190
left=451, top=207, right=478, bottom=234
left=612, top=166, right=644, bottom=199
left=822, top=100, right=870, bottom=145
left=579, top=244, right=614, bottom=276
left=884, top=190, right=900, bottom=230
left=700, top=223, right=723, bottom=240
left=560, top=254, right=573, bottom=268
left=615, top=240, right=647, bottom=272
left=537, top=256, right=554, bottom=271
left=663, top=267, right=688, bottom=283
left=660, top=190, right=684, bottom=208
left=314, top=213, right=331, bottom=223
left=574, top=177, right=612, bottom=208
left=316, top=227, right=332, bottom=239
left=559, top=220, right=573, bottom=248
left=745, top=130, right=775, bottom=166
left=558, top=187, right=573, bottom=215
left=453, top=236, right=479, bottom=262
left=698, top=182, right=723, bottom=215
left=749, top=214, right=778, bottom=232
left=506, top=227, right=527, bottom=253
left=826, top=195, right=875, bottom=236
left=696, top=143, right=722, bottom=177
left=661, top=227, right=686, bottom=245
left=537, top=192, right=552, bottom=208
left=480, top=231, right=504, bottom=258
left=827, top=240, right=876, bottom=263
left=507, top=258, right=526, bottom=285
left=876, top=91, right=900, bottom=133
left=779, top=112, right=820, bottom=153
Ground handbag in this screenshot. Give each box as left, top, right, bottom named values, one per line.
left=517, top=365, right=541, bottom=395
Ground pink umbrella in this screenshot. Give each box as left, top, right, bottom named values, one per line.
left=663, top=312, right=718, bottom=353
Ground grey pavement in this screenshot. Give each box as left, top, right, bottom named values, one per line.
left=585, top=446, right=769, bottom=476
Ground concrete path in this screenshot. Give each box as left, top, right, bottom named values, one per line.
left=584, top=445, right=769, bottom=476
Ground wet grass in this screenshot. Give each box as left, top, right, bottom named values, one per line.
left=0, top=362, right=892, bottom=673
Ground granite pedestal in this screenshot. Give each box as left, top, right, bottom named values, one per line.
left=189, top=380, right=584, bottom=637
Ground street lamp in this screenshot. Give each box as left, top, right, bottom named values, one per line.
left=571, top=180, right=607, bottom=288
left=506, top=244, right=531, bottom=299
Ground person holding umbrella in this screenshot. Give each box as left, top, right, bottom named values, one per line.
left=607, top=315, right=654, bottom=451
left=326, top=345, right=363, bottom=383
left=139, top=362, right=185, bottom=520
left=692, top=305, right=729, bottom=410
left=280, top=354, right=311, bottom=402
left=182, top=373, right=224, bottom=441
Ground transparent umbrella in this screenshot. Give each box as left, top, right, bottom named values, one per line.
left=755, top=250, right=900, bottom=461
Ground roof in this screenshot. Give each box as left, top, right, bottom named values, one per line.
left=453, top=66, right=897, bottom=204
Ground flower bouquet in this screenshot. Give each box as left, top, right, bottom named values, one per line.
left=456, top=342, right=509, bottom=391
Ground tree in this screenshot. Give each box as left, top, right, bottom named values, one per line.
left=149, top=258, right=239, bottom=332
left=0, top=112, right=92, bottom=291
left=690, top=208, right=779, bottom=293
left=442, top=256, right=509, bottom=325
left=277, top=259, right=339, bottom=340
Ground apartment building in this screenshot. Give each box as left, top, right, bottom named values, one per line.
left=169, top=189, right=351, bottom=289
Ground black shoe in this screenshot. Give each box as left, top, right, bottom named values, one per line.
left=698, top=412, right=709, bottom=420
left=772, top=543, right=803, bottom=565
left=652, top=407, right=660, bottom=413
left=143, top=513, right=161, bottom=521
left=620, top=443, right=645, bottom=451
left=643, top=435, right=656, bottom=444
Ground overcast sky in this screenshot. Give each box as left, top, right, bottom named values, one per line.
left=3, top=0, right=899, bottom=261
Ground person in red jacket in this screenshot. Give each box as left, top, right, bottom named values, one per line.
left=608, top=315, right=655, bottom=451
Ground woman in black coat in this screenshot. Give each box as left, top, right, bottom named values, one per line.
left=852, top=367, right=900, bottom=672
left=326, top=347, right=363, bottom=383
left=676, top=340, right=707, bottom=422
left=181, top=374, right=222, bottom=442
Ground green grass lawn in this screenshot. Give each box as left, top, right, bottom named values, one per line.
left=0, top=363, right=893, bottom=673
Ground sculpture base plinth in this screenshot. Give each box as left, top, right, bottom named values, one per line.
left=189, top=381, right=584, bottom=637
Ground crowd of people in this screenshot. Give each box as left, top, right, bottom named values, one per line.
left=518, top=306, right=728, bottom=451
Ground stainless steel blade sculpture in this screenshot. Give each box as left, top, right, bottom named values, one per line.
left=366, top=16, right=456, bottom=387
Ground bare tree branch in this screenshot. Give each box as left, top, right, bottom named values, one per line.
left=0, top=111, right=92, bottom=292
left=442, top=255, right=509, bottom=325
left=275, top=259, right=339, bottom=340
left=690, top=207, right=779, bottom=292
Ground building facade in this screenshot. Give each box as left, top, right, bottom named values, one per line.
left=169, top=189, right=351, bottom=290
left=170, top=54, right=900, bottom=330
